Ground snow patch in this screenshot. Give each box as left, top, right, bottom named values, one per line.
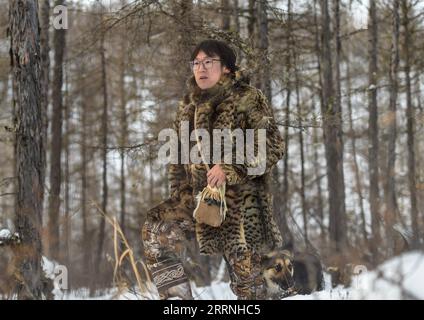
left=59, top=251, right=424, bottom=300
left=0, top=229, right=12, bottom=239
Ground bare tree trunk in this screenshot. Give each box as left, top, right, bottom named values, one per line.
left=63, top=51, right=70, bottom=266
left=80, top=65, right=90, bottom=278
left=119, top=47, right=128, bottom=238
left=384, top=0, right=400, bottom=255
left=256, top=0, right=271, bottom=103
left=221, top=0, right=230, bottom=30
left=119, top=131, right=126, bottom=244
left=319, top=0, right=347, bottom=252
left=48, top=0, right=66, bottom=260
left=401, top=0, right=419, bottom=248
left=312, top=100, right=326, bottom=242
left=294, top=61, right=308, bottom=243
left=333, top=0, right=342, bottom=108
left=175, top=0, right=194, bottom=91
left=95, top=13, right=109, bottom=277
left=12, top=27, right=18, bottom=250
left=278, top=0, right=294, bottom=248
left=247, top=0, right=256, bottom=46
left=313, top=0, right=326, bottom=242
left=244, top=0, right=257, bottom=73
left=367, top=0, right=381, bottom=262
left=39, top=0, right=50, bottom=194
left=414, top=71, right=423, bottom=237
left=346, top=52, right=368, bottom=243
left=233, top=0, right=242, bottom=61
left=257, top=3, right=278, bottom=250
left=180, top=0, right=194, bottom=52
left=9, top=0, right=44, bottom=299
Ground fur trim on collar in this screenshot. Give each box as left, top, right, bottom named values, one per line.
left=186, top=67, right=251, bottom=104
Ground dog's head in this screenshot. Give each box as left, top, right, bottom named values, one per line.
left=262, top=250, right=295, bottom=294
left=327, top=263, right=354, bottom=288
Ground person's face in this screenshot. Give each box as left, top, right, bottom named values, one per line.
left=192, top=51, right=230, bottom=90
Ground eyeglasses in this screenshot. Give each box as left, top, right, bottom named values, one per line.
left=189, top=58, right=221, bottom=71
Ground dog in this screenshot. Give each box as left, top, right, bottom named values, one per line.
left=327, top=264, right=354, bottom=288
left=262, top=249, right=324, bottom=298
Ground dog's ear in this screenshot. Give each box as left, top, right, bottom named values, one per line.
left=284, top=259, right=294, bottom=276
left=281, top=250, right=294, bottom=259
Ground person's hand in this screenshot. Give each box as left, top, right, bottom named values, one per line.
left=207, top=164, right=226, bottom=188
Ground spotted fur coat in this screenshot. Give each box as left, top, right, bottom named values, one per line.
left=160, top=69, right=285, bottom=257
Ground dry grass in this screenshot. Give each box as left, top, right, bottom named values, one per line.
left=91, top=200, right=155, bottom=299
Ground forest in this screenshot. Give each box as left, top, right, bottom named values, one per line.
left=0, top=0, right=423, bottom=299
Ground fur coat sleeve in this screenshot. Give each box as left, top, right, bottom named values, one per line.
left=221, top=88, right=285, bottom=185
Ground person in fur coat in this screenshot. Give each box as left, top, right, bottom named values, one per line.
left=142, top=39, right=285, bottom=300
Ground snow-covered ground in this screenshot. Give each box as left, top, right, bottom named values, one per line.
left=59, top=251, right=424, bottom=300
